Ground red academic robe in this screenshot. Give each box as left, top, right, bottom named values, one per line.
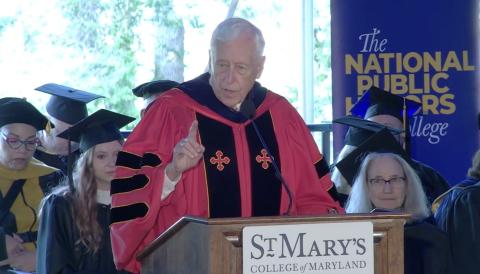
left=110, top=75, right=344, bottom=273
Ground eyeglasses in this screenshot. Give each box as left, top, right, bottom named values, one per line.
left=1, top=133, right=41, bottom=151
left=368, top=176, right=406, bottom=187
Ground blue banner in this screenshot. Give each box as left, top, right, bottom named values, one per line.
left=331, top=0, right=480, bottom=184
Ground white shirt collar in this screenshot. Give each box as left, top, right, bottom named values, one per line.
left=97, top=189, right=111, bottom=205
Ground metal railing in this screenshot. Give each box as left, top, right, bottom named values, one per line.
left=307, top=123, right=333, bottom=164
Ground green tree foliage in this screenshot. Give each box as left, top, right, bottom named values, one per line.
left=313, top=0, right=332, bottom=122
left=58, top=0, right=185, bottom=127
left=0, top=16, right=15, bottom=34
left=148, top=0, right=184, bottom=82
left=0, top=1, right=333, bottom=128
left=60, top=0, right=143, bottom=125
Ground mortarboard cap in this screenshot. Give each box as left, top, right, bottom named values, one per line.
left=0, top=97, right=51, bottom=131
left=335, top=128, right=412, bottom=185
left=58, top=109, right=134, bottom=152
left=350, top=86, right=422, bottom=121
left=334, top=115, right=403, bottom=146
left=35, top=83, right=104, bottom=124
left=132, top=80, right=179, bottom=98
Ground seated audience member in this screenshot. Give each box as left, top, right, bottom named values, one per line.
left=0, top=97, right=62, bottom=273
left=132, top=79, right=179, bottom=117
left=34, top=83, right=104, bottom=176
left=348, top=86, right=450, bottom=203
left=434, top=149, right=480, bottom=225
left=441, top=180, right=480, bottom=274
left=110, top=17, right=343, bottom=273
left=434, top=148, right=480, bottom=274
left=36, top=109, right=134, bottom=274
left=340, top=129, right=451, bottom=274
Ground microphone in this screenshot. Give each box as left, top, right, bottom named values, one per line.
left=240, top=98, right=293, bottom=216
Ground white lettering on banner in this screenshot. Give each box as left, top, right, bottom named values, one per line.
left=243, top=222, right=374, bottom=274
left=358, top=27, right=387, bottom=53
left=409, top=116, right=449, bottom=145
left=344, top=28, right=475, bottom=146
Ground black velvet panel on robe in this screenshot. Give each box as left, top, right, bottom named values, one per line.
left=181, top=72, right=283, bottom=217
left=245, top=112, right=281, bottom=216
left=197, top=113, right=241, bottom=218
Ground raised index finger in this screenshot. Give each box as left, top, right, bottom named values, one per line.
left=188, top=120, right=199, bottom=141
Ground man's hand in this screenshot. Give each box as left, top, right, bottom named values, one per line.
left=166, top=120, right=205, bottom=180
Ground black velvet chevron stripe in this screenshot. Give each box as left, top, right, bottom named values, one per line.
left=197, top=113, right=242, bottom=218
left=116, top=151, right=142, bottom=169
left=245, top=111, right=281, bottom=216
left=142, top=153, right=162, bottom=167
left=315, top=157, right=330, bottom=178
left=116, top=151, right=162, bottom=169
left=111, top=174, right=149, bottom=195
left=328, top=185, right=340, bottom=202
left=110, top=203, right=148, bottom=224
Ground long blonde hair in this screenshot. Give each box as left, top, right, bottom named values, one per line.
left=40, top=147, right=102, bottom=253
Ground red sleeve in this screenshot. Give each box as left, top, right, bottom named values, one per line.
left=110, top=92, right=194, bottom=273
left=271, top=98, right=344, bottom=215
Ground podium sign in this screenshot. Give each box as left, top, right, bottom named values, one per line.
left=242, top=222, right=374, bottom=274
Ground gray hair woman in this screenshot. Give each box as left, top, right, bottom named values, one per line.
left=345, top=152, right=430, bottom=222
left=338, top=128, right=451, bottom=274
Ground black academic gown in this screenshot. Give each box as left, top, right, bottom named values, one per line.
left=36, top=194, right=131, bottom=274
left=404, top=216, right=452, bottom=274
left=434, top=177, right=477, bottom=230
left=411, top=160, right=450, bottom=204
left=34, top=149, right=80, bottom=177
left=442, top=182, right=480, bottom=274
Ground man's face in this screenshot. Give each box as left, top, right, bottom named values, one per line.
left=209, top=32, right=265, bottom=110
left=41, top=118, right=74, bottom=155
left=368, top=115, right=405, bottom=146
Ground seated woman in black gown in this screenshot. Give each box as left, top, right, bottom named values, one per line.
left=338, top=129, right=451, bottom=274
left=36, top=109, right=134, bottom=274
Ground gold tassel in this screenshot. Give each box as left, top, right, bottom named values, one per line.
left=45, top=120, right=52, bottom=135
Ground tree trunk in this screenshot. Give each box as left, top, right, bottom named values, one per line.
left=153, top=2, right=184, bottom=82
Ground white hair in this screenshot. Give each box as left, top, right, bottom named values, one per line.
left=210, top=17, right=265, bottom=57
left=331, top=145, right=356, bottom=194
left=345, top=152, right=431, bottom=222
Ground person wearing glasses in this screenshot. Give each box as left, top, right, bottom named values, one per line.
left=333, top=86, right=450, bottom=205
left=0, top=97, right=62, bottom=273
left=338, top=129, right=452, bottom=274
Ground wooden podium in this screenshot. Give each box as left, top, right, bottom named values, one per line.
left=137, top=214, right=408, bottom=274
